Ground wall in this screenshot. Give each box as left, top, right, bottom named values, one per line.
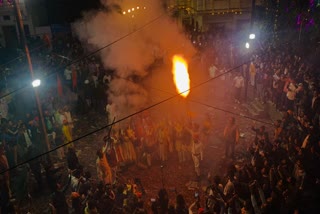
left=0, top=0, right=48, bottom=47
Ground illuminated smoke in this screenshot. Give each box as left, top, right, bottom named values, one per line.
left=73, top=0, right=195, bottom=121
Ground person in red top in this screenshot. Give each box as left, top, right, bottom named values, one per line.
left=71, top=66, right=77, bottom=92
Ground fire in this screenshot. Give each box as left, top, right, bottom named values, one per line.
left=172, top=55, right=190, bottom=98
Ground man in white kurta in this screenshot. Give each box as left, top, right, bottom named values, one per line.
left=191, top=137, right=203, bottom=178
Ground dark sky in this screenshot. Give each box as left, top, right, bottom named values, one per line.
left=46, top=0, right=101, bottom=24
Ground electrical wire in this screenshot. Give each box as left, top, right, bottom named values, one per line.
left=0, top=14, right=285, bottom=174
left=0, top=52, right=275, bottom=174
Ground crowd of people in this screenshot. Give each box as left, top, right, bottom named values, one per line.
left=0, top=22, right=320, bottom=214
left=0, top=33, right=112, bottom=213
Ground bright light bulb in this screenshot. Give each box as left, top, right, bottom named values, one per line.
left=249, top=33, right=256, bottom=39
left=32, top=79, right=41, bottom=87
left=123, top=11, right=126, bottom=15
left=132, top=8, right=134, bottom=11
left=128, top=9, right=131, bottom=13
left=245, top=42, right=250, bottom=49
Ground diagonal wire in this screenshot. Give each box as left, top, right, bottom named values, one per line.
left=0, top=52, right=273, bottom=174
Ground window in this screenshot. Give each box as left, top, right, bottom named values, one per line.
left=3, top=15, right=10, bottom=20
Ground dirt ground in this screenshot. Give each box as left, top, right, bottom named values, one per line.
left=17, top=86, right=279, bottom=213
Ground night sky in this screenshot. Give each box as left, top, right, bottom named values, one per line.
left=46, top=0, right=101, bottom=24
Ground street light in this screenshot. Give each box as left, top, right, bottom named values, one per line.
left=32, top=79, right=41, bottom=88
left=14, top=0, right=51, bottom=158
left=249, top=33, right=255, bottom=40
left=245, top=42, right=250, bottom=49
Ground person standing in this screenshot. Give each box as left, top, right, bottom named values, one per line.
left=249, top=62, right=256, bottom=87
left=242, top=63, right=249, bottom=101
left=0, top=143, right=12, bottom=200
left=158, top=127, right=168, bottom=162
left=175, top=122, right=184, bottom=163
left=63, top=106, right=74, bottom=138
left=208, top=63, right=218, bottom=97
left=285, top=81, right=297, bottom=111
left=64, top=66, right=72, bottom=90
left=125, top=126, right=137, bottom=162
left=223, top=117, right=239, bottom=159
left=0, top=98, right=8, bottom=120
left=233, top=73, right=244, bottom=103
left=62, top=120, right=73, bottom=148
left=191, top=124, right=203, bottom=179
left=96, top=148, right=112, bottom=185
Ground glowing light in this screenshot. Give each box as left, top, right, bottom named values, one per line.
left=144, top=7, right=146, bottom=9
left=32, top=79, right=41, bottom=87
left=249, top=33, right=255, bottom=39
left=128, top=9, right=131, bottom=13
left=245, top=42, right=250, bottom=49
left=137, top=6, right=140, bottom=9
left=132, top=8, right=135, bottom=11
left=123, top=11, right=126, bottom=15
left=172, top=55, right=190, bottom=98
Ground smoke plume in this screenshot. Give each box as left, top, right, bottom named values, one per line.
left=73, top=0, right=196, bottom=121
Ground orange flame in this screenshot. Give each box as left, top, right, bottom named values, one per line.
left=172, top=55, right=190, bottom=98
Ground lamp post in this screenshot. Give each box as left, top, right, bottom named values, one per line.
left=243, top=32, right=255, bottom=102
left=13, top=0, right=51, bottom=157
left=250, top=0, right=256, bottom=28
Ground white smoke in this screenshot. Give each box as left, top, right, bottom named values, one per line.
left=73, top=0, right=196, bottom=121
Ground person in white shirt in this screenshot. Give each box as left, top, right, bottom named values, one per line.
left=58, top=109, right=66, bottom=127
left=208, top=64, right=218, bottom=97
left=233, top=73, right=245, bottom=103
left=209, top=64, right=217, bottom=79
left=105, top=102, right=112, bottom=124
left=64, top=67, right=72, bottom=89
left=191, top=125, right=203, bottom=179
left=64, top=67, right=72, bottom=80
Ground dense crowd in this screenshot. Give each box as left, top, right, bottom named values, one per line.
left=1, top=26, right=320, bottom=214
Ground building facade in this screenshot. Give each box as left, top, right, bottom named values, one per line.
left=0, top=0, right=48, bottom=48
left=167, top=0, right=256, bottom=33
